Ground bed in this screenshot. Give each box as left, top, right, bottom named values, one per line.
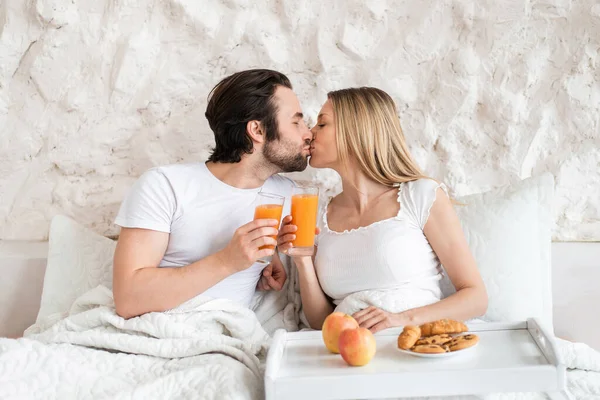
left=0, top=173, right=599, bottom=399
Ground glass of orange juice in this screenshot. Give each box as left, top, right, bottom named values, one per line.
left=288, top=186, right=319, bottom=257
left=253, top=192, right=285, bottom=263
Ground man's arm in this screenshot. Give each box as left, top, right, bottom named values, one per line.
left=113, top=219, right=279, bottom=319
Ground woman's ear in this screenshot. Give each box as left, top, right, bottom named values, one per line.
left=247, top=120, right=265, bottom=144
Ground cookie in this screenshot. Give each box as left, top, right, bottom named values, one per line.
left=419, top=319, right=468, bottom=337
left=410, top=344, right=447, bottom=354
left=397, top=325, right=421, bottom=350
left=447, top=334, right=479, bottom=351
left=415, top=334, right=453, bottom=346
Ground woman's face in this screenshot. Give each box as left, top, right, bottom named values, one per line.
left=309, top=99, right=338, bottom=169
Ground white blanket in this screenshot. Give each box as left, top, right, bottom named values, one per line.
left=334, top=290, right=600, bottom=400
left=2, top=274, right=599, bottom=400
left=0, top=285, right=271, bottom=400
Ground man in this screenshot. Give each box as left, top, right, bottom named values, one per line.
left=112, top=69, right=312, bottom=319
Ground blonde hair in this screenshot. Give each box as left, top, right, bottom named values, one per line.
left=327, top=87, right=432, bottom=186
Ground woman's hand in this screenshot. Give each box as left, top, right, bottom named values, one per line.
left=352, top=306, right=408, bottom=334
left=277, top=215, right=320, bottom=256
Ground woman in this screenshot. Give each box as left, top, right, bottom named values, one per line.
left=278, top=87, right=488, bottom=333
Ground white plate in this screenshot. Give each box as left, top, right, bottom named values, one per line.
left=396, top=341, right=479, bottom=358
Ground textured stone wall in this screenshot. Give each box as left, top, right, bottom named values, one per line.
left=1, top=0, right=599, bottom=241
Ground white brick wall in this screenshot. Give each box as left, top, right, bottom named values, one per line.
left=1, top=0, right=599, bottom=240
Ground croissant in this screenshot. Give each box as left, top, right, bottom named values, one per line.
left=419, top=319, right=468, bottom=337
left=397, top=325, right=421, bottom=350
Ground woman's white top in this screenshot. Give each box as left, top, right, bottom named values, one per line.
left=314, top=179, right=448, bottom=311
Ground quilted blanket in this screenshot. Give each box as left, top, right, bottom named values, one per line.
left=0, top=285, right=271, bottom=400
left=1, top=281, right=599, bottom=399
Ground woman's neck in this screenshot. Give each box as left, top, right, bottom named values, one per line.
left=335, top=163, right=394, bottom=214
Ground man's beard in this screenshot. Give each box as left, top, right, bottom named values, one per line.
left=263, top=137, right=308, bottom=173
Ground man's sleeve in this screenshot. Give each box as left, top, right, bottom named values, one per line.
left=114, top=168, right=176, bottom=233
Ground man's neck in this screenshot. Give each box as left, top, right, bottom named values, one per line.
left=205, top=158, right=278, bottom=189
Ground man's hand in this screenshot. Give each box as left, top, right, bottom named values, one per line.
left=352, top=306, right=404, bottom=334
left=217, top=219, right=279, bottom=273
left=257, top=254, right=287, bottom=291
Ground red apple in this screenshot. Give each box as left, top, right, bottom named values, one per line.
left=338, top=327, right=377, bottom=366
left=322, top=312, right=359, bottom=354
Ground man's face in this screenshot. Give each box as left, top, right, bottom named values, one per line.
left=263, top=86, right=312, bottom=173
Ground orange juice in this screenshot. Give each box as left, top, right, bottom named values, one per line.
left=254, top=204, right=283, bottom=250
left=290, top=194, right=319, bottom=249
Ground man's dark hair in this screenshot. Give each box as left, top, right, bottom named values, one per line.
left=205, top=69, right=292, bottom=163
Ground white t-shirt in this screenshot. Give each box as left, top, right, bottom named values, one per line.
left=114, top=162, right=295, bottom=307
left=315, top=179, right=447, bottom=311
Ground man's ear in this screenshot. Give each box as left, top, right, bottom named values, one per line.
left=247, top=120, right=265, bottom=144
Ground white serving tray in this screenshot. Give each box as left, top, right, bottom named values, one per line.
left=265, top=319, right=569, bottom=400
